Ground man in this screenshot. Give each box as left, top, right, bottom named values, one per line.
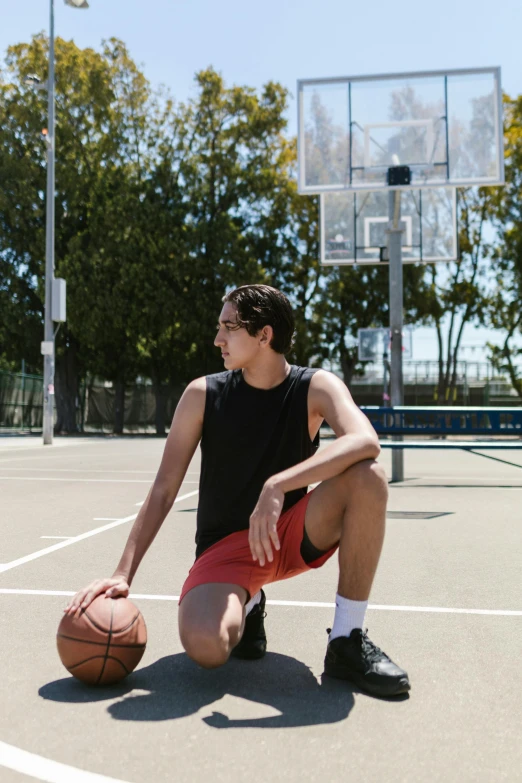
left=66, top=284, right=410, bottom=697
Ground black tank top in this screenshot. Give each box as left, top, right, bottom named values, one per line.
left=195, top=365, right=319, bottom=557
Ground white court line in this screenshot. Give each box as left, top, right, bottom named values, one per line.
left=0, top=739, right=130, bottom=783
left=0, top=440, right=101, bottom=454
left=0, top=476, right=199, bottom=484
left=0, top=451, right=153, bottom=464
left=135, top=501, right=191, bottom=509
left=0, top=467, right=201, bottom=475
left=0, top=490, right=199, bottom=574
left=40, top=536, right=72, bottom=540
left=390, top=481, right=522, bottom=485
left=391, top=475, right=522, bottom=481
left=393, top=485, right=522, bottom=491
left=7, top=475, right=516, bottom=489
left=0, top=589, right=520, bottom=616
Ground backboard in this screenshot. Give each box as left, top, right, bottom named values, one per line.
left=298, top=67, right=504, bottom=194
left=321, top=187, right=457, bottom=265
left=358, top=327, right=413, bottom=362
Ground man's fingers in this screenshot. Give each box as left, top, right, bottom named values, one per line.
left=249, top=520, right=266, bottom=566
left=254, top=530, right=266, bottom=567
left=249, top=517, right=259, bottom=561
left=105, top=582, right=129, bottom=598
left=79, top=585, right=105, bottom=609
left=248, top=524, right=257, bottom=561
left=268, top=523, right=280, bottom=551
left=80, top=591, right=97, bottom=608
left=64, top=579, right=124, bottom=614
left=65, top=588, right=90, bottom=614
left=259, top=528, right=274, bottom=564
left=249, top=513, right=281, bottom=567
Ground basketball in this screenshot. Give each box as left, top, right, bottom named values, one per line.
left=57, top=595, right=147, bottom=685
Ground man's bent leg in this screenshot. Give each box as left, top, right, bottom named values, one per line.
left=304, top=460, right=410, bottom=696
left=178, top=583, right=248, bottom=669
left=304, top=459, right=388, bottom=600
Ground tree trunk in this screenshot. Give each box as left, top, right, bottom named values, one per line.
left=340, top=349, right=357, bottom=386
left=54, top=341, right=80, bottom=433
left=153, top=381, right=167, bottom=436
left=113, top=377, right=125, bottom=435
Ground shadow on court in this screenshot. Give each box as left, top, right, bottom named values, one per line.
left=40, top=652, right=364, bottom=728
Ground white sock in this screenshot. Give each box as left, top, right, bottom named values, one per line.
left=245, top=590, right=262, bottom=615
left=329, top=594, right=368, bottom=641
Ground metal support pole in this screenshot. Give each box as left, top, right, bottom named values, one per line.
left=382, top=348, right=389, bottom=404
left=21, top=359, right=26, bottom=430
left=387, top=190, right=404, bottom=482
left=43, top=0, right=55, bottom=445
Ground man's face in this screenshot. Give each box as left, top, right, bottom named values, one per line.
left=214, top=302, right=264, bottom=370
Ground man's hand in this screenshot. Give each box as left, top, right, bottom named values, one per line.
left=64, top=575, right=130, bottom=616
left=249, top=481, right=284, bottom=566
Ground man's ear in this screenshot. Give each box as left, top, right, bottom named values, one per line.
left=259, top=325, right=273, bottom=347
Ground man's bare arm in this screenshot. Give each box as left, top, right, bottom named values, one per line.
left=268, top=369, right=380, bottom=493
left=247, top=370, right=380, bottom=566
left=64, top=377, right=206, bottom=613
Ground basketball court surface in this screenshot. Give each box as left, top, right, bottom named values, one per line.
left=0, top=434, right=520, bottom=782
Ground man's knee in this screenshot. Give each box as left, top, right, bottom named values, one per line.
left=341, top=459, right=388, bottom=501
left=180, top=621, right=241, bottom=669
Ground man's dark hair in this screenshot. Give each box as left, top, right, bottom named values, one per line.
left=223, top=285, right=295, bottom=355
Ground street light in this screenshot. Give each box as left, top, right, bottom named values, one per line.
left=39, top=0, right=88, bottom=445
left=23, top=75, right=48, bottom=90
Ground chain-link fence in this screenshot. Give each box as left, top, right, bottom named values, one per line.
left=0, top=371, right=183, bottom=433
left=350, top=361, right=522, bottom=407
left=0, top=370, right=43, bottom=429
left=2, top=365, right=520, bottom=434
left=83, top=383, right=182, bottom=433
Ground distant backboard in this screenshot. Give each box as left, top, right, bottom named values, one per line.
left=298, top=67, right=504, bottom=194
left=358, top=327, right=413, bottom=361
left=321, top=187, right=457, bottom=265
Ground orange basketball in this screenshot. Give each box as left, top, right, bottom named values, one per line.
left=57, top=595, right=147, bottom=685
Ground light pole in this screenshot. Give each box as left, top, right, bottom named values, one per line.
left=39, top=0, right=89, bottom=445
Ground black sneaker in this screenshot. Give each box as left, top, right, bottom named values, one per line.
left=230, top=590, right=267, bottom=660
left=324, top=628, right=410, bottom=697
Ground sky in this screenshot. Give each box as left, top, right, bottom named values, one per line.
left=2, top=0, right=521, bottom=364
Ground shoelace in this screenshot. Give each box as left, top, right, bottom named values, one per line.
left=359, top=629, right=391, bottom=664
left=326, top=627, right=391, bottom=664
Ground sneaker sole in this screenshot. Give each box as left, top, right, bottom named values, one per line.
left=324, top=661, right=411, bottom=697
left=230, top=644, right=267, bottom=661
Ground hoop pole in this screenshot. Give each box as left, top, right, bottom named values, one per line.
left=43, top=0, right=55, bottom=445
left=387, top=190, right=404, bottom=482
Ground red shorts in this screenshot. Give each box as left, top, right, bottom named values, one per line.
left=179, top=488, right=338, bottom=603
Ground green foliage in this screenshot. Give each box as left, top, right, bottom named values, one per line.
left=420, top=187, right=498, bottom=403
left=0, top=37, right=316, bottom=430
left=312, top=262, right=431, bottom=383
left=2, top=33, right=518, bottom=428
left=485, top=94, right=522, bottom=397
left=0, top=37, right=48, bottom=373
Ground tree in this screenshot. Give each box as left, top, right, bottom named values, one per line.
left=486, top=94, right=522, bottom=397
left=384, top=83, right=501, bottom=403
left=1, top=42, right=325, bottom=433
left=171, top=69, right=295, bottom=376
left=313, top=262, right=432, bottom=386
left=53, top=38, right=157, bottom=433
left=0, top=40, right=47, bottom=375
left=0, top=35, right=160, bottom=432
left=124, top=96, right=194, bottom=434
left=423, top=188, right=495, bottom=404
left=236, top=136, right=323, bottom=367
